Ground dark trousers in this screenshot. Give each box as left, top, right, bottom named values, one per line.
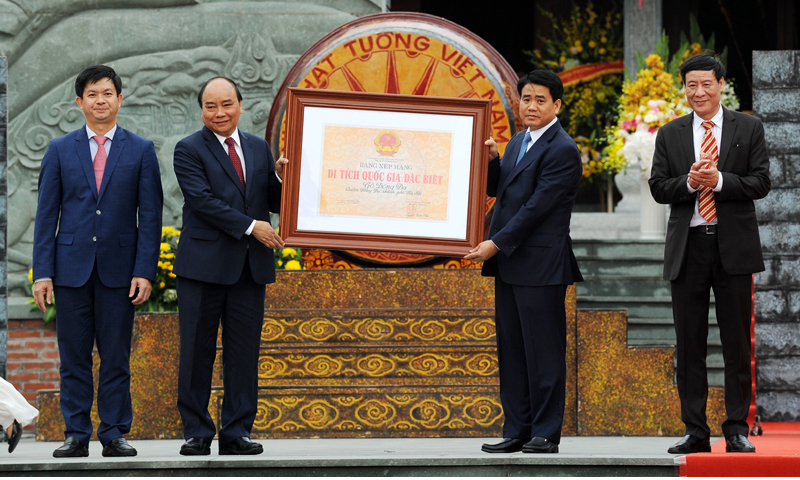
left=494, top=277, right=567, bottom=443
left=671, top=230, right=752, bottom=438
left=176, top=258, right=266, bottom=445
left=53, top=263, right=135, bottom=446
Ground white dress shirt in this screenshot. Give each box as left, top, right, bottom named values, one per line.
left=687, top=107, right=724, bottom=227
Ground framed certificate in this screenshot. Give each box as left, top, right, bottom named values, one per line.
left=280, top=88, right=491, bottom=256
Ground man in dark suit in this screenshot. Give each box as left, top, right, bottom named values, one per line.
left=33, top=65, right=163, bottom=458
left=649, top=54, right=770, bottom=454
left=173, top=77, right=287, bottom=456
left=466, top=70, right=583, bottom=454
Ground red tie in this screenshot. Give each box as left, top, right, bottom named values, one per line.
left=93, top=136, right=108, bottom=193
left=698, top=121, right=718, bottom=222
left=225, top=137, right=245, bottom=191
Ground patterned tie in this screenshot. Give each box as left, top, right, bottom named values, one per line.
left=515, top=130, right=532, bottom=165
left=224, top=137, right=246, bottom=191
left=698, top=121, right=719, bottom=222
left=92, top=136, right=108, bottom=193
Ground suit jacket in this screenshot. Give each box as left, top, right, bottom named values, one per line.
left=33, top=126, right=163, bottom=288
left=649, top=107, right=770, bottom=281
left=482, top=120, right=583, bottom=286
left=173, top=127, right=282, bottom=285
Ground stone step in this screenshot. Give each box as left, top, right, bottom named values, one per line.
left=576, top=260, right=665, bottom=278
left=577, top=277, right=671, bottom=298
left=578, top=297, right=717, bottom=319
left=572, top=239, right=667, bottom=259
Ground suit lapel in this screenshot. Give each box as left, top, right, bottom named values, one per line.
left=498, top=121, right=560, bottom=197
left=717, top=107, right=736, bottom=171
left=679, top=113, right=695, bottom=170
left=241, top=131, right=256, bottom=200
left=97, top=127, right=126, bottom=201
left=202, top=127, right=245, bottom=197
left=75, top=129, right=98, bottom=201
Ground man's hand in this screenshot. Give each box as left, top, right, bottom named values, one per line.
left=33, top=280, right=54, bottom=313
left=276, top=156, right=289, bottom=180
left=688, top=153, right=719, bottom=189
left=464, top=240, right=499, bottom=262
left=129, top=277, right=152, bottom=305
left=485, top=137, right=499, bottom=161
left=253, top=220, right=285, bottom=248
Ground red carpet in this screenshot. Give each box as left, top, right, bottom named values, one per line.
left=681, top=423, right=800, bottom=476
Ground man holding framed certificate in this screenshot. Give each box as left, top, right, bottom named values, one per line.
left=466, top=70, right=583, bottom=454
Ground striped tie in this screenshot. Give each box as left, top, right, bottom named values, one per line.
left=698, top=121, right=718, bottom=222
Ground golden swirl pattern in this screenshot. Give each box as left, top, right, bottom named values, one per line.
left=299, top=400, right=339, bottom=429
left=254, top=399, right=282, bottom=429
left=354, top=318, right=394, bottom=340
left=333, top=396, right=364, bottom=407
left=258, top=357, right=288, bottom=378
left=333, top=420, right=360, bottom=430
left=465, top=353, right=498, bottom=375
left=305, top=355, right=343, bottom=377
left=408, top=354, right=447, bottom=376
left=463, top=317, right=496, bottom=340
left=298, top=318, right=338, bottom=341
left=355, top=399, right=397, bottom=427
left=463, top=398, right=503, bottom=426
left=278, top=396, right=305, bottom=407
left=387, top=394, right=417, bottom=405
left=357, top=355, right=396, bottom=377
left=276, top=421, right=307, bottom=431
left=410, top=399, right=450, bottom=428
left=409, top=319, right=446, bottom=341
left=261, top=319, right=285, bottom=342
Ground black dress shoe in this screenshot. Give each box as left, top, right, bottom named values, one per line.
left=102, top=437, right=138, bottom=457
left=53, top=436, right=89, bottom=458
left=219, top=437, right=263, bottom=455
left=667, top=434, right=711, bottom=454
left=8, top=420, right=22, bottom=454
left=481, top=438, right=528, bottom=453
left=522, top=437, right=559, bottom=453
left=180, top=437, right=211, bottom=456
left=726, top=434, right=756, bottom=453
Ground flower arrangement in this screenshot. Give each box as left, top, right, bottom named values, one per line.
left=138, top=226, right=180, bottom=312
left=526, top=1, right=623, bottom=70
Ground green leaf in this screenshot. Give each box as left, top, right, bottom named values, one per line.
left=689, top=14, right=701, bottom=43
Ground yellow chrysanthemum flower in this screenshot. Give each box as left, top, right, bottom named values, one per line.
left=285, top=260, right=302, bottom=270
left=282, top=248, right=297, bottom=258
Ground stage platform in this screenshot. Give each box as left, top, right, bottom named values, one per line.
left=0, top=436, right=686, bottom=476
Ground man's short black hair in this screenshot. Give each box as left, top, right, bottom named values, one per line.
left=680, top=52, right=726, bottom=83
left=517, top=70, right=564, bottom=102
left=197, top=76, right=243, bottom=107
left=75, top=65, right=122, bottom=97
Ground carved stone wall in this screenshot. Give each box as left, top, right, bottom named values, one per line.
left=753, top=50, right=800, bottom=422
left=0, top=0, right=380, bottom=297
left=0, top=56, right=7, bottom=375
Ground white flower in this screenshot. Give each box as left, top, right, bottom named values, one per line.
left=620, top=130, right=657, bottom=178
